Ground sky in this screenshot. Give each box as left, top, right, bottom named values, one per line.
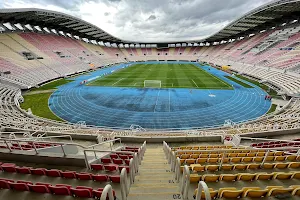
left=1, top=0, right=275, bottom=42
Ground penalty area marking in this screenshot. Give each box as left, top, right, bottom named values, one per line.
left=192, top=79, right=199, bottom=88
left=112, top=78, right=124, bottom=86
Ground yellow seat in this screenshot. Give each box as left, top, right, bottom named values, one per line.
left=234, top=164, right=247, bottom=170
left=247, top=163, right=260, bottom=170
left=238, top=153, right=247, bottom=157
left=255, top=173, right=275, bottom=180
left=208, top=158, right=219, bottom=163
left=287, top=155, right=298, bottom=161
left=274, top=172, right=293, bottom=180
left=185, top=159, right=196, bottom=164
left=292, top=172, right=300, bottom=179
left=219, top=188, right=243, bottom=198
left=242, top=157, right=253, bottom=162
left=257, top=152, right=265, bottom=157
left=228, top=153, right=238, bottom=157
left=222, top=158, right=230, bottom=163
left=206, top=165, right=219, bottom=172
left=268, top=187, right=293, bottom=196
left=265, top=156, right=275, bottom=161
left=244, top=189, right=268, bottom=198
left=274, top=151, right=284, bottom=156
left=196, top=158, right=206, bottom=164
left=190, top=164, right=205, bottom=172
left=275, top=156, right=286, bottom=161
left=221, top=174, right=237, bottom=182
left=253, top=157, right=264, bottom=162
left=275, top=163, right=288, bottom=169
left=262, top=163, right=275, bottom=169
left=192, top=147, right=199, bottom=150
left=231, top=157, right=242, bottom=163
left=199, top=154, right=209, bottom=158
left=238, top=173, right=256, bottom=181
left=190, top=154, right=199, bottom=159
left=190, top=174, right=201, bottom=183
left=202, top=174, right=219, bottom=182
left=180, top=154, right=190, bottom=159
left=193, top=188, right=218, bottom=199
left=289, top=162, right=300, bottom=169
left=221, top=164, right=234, bottom=171
left=247, top=153, right=256, bottom=157
left=180, top=166, right=191, bottom=172
left=180, top=159, right=185, bottom=164
left=209, top=154, right=219, bottom=158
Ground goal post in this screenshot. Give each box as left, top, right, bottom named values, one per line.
left=144, top=80, right=162, bottom=88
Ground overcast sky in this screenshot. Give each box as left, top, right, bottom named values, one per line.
left=1, top=0, right=274, bottom=42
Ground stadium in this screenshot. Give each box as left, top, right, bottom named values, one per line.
left=0, top=0, right=300, bottom=199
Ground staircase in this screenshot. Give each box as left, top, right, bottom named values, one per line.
left=128, top=145, right=181, bottom=200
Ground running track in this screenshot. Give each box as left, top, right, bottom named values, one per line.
left=49, top=62, right=271, bottom=130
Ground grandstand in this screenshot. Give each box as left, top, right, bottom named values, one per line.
left=0, top=0, right=300, bottom=199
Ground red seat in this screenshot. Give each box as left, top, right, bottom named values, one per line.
left=0, top=180, right=11, bottom=189
left=101, top=158, right=111, bottom=163
left=71, top=186, right=93, bottom=198
left=61, top=171, right=76, bottom=179
left=1, top=163, right=16, bottom=172
left=110, top=175, right=121, bottom=183
left=17, top=180, right=32, bottom=185
left=29, top=184, right=50, bottom=193
left=110, top=154, right=118, bottom=159
left=93, top=188, right=116, bottom=199
left=15, top=166, right=32, bottom=174
left=128, top=155, right=134, bottom=159
left=119, top=166, right=130, bottom=173
left=91, top=164, right=104, bottom=170
left=49, top=185, right=71, bottom=195
left=92, top=174, right=109, bottom=182
left=46, top=169, right=62, bottom=177
left=9, top=182, right=30, bottom=191
left=76, top=172, right=93, bottom=180
left=119, top=155, right=129, bottom=159
left=30, top=168, right=46, bottom=175
left=36, top=182, right=52, bottom=187
left=113, top=159, right=123, bottom=164
left=124, top=159, right=130, bottom=165
left=104, top=164, right=118, bottom=172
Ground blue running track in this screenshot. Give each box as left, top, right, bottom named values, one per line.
left=49, top=62, right=271, bottom=130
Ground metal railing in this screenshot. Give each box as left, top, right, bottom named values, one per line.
left=100, top=184, right=115, bottom=200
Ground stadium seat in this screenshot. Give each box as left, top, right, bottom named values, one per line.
left=30, top=168, right=46, bottom=175
left=92, top=174, right=109, bottom=182
left=46, top=169, right=62, bottom=177
left=1, top=163, right=17, bottom=172
left=29, top=184, right=50, bottom=193
left=219, top=188, right=243, bottom=198
left=0, top=180, right=11, bottom=189
left=202, top=175, right=219, bottom=182
left=109, top=175, right=121, bottom=183
left=70, top=186, right=93, bottom=198
left=9, top=182, right=30, bottom=191
left=61, top=171, right=76, bottom=179
left=104, top=164, right=118, bottom=172
left=193, top=188, right=218, bottom=199
left=91, top=164, right=104, bottom=170
left=238, top=173, right=256, bottom=181
left=15, top=166, right=32, bottom=174
left=49, top=184, right=71, bottom=195
left=76, top=172, right=93, bottom=180
left=101, top=158, right=111, bottom=163
left=243, top=189, right=268, bottom=198
left=220, top=174, right=237, bottom=182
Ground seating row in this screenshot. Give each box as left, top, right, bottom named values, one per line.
left=181, top=161, right=300, bottom=172
left=0, top=162, right=126, bottom=183
left=0, top=178, right=116, bottom=199
left=194, top=185, right=300, bottom=199
left=190, top=171, right=300, bottom=183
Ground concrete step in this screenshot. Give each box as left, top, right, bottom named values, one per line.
left=139, top=168, right=172, bottom=173
left=128, top=192, right=182, bottom=200
left=134, top=178, right=176, bottom=184
left=131, top=183, right=178, bottom=187
left=129, top=186, right=179, bottom=193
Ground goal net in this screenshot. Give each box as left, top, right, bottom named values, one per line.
left=144, top=80, right=162, bottom=88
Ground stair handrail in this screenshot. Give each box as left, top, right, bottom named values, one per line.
left=174, top=157, right=181, bottom=182
left=100, top=184, right=115, bottom=200
left=120, top=167, right=130, bottom=200
left=181, top=165, right=190, bottom=200
left=195, top=181, right=211, bottom=200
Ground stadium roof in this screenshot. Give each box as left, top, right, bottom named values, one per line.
left=0, top=0, right=299, bottom=45
left=0, top=8, right=123, bottom=43
left=205, top=0, right=300, bottom=43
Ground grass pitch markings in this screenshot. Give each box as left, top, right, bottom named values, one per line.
left=88, top=63, right=233, bottom=90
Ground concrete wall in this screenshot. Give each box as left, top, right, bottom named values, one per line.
left=0, top=151, right=88, bottom=167
left=118, top=135, right=222, bottom=143
left=241, top=128, right=300, bottom=138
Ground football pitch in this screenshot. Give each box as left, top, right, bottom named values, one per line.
left=88, top=63, right=232, bottom=89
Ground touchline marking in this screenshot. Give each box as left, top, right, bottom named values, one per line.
left=192, top=79, right=199, bottom=88
left=154, top=90, right=161, bottom=112
left=112, top=78, right=124, bottom=86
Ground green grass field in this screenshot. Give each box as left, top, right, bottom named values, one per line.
left=88, top=63, right=232, bottom=89
left=21, top=93, right=63, bottom=121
